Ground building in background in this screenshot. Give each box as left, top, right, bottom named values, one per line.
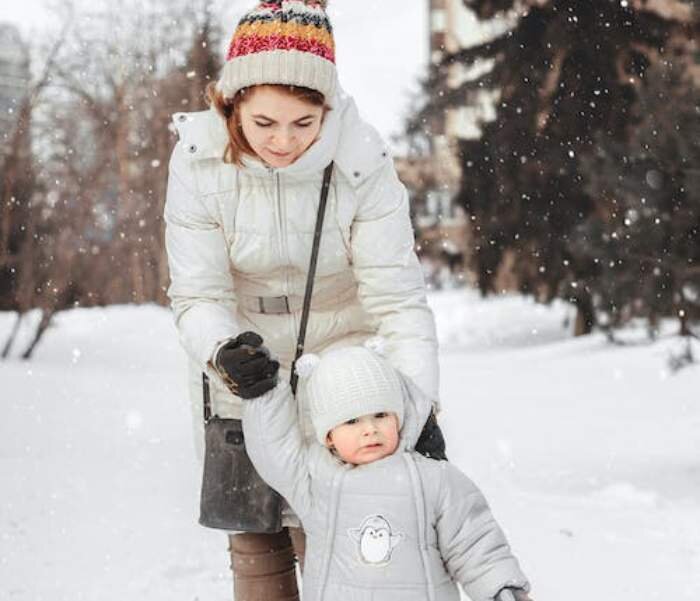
left=428, top=0, right=505, bottom=141
left=397, top=1, right=506, bottom=288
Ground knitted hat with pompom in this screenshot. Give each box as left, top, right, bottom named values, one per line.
left=217, top=0, right=337, bottom=102
left=296, top=340, right=405, bottom=445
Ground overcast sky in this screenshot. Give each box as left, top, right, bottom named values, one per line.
left=1, top=0, right=429, bottom=145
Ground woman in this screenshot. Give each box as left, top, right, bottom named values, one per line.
left=164, top=1, right=444, bottom=600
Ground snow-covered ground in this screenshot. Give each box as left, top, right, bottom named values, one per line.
left=1, top=291, right=699, bottom=600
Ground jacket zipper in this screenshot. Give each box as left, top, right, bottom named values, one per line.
left=317, top=467, right=348, bottom=601
left=404, top=454, right=436, bottom=601
left=277, top=172, right=291, bottom=297
left=277, top=172, right=301, bottom=343
left=269, top=168, right=287, bottom=297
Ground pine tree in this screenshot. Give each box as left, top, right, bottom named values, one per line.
left=419, top=0, right=698, bottom=334
left=578, top=57, right=700, bottom=337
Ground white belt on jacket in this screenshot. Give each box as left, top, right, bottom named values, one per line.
left=238, top=285, right=358, bottom=315
left=238, top=294, right=296, bottom=314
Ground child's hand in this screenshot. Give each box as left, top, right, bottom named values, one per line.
left=496, top=588, right=532, bottom=601
left=213, top=331, right=280, bottom=399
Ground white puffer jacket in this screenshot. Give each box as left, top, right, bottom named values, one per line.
left=243, top=377, right=530, bottom=601
left=164, top=88, right=439, bottom=456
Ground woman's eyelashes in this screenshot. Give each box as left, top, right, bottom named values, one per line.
left=253, top=121, right=314, bottom=129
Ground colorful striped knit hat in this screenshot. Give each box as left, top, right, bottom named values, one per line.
left=217, top=0, right=337, bottom=102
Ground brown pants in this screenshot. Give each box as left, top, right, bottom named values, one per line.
left=228, top=527, right=306, bottom=601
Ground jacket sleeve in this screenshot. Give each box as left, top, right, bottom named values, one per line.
left=350, top=161, right=440, bottom=405
left=435, top=464, right=530, bottom=601
left=242, top=382, right=313, bottom=520
left=164, top=144, right=240, bottom=370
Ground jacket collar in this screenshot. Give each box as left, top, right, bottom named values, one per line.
left=171, top=107, right=229, bottom=162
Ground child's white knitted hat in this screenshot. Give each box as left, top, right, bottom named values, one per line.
left=296, top=339, right=404, bottom=444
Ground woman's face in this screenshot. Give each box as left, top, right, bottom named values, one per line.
left=238, top=85, right=325, bottom=168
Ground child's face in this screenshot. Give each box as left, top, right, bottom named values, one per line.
left=326, top=412, right=400, bottom=465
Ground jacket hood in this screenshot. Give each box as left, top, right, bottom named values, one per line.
left=397, top=372, right=434, bottom=452
left=171, top=85, right=390, bottom=183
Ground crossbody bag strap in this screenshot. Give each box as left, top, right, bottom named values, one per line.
left=291, top=161, right=334, bottom=395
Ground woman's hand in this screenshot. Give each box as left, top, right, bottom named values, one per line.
left=213, top=331, right=280, bottom=399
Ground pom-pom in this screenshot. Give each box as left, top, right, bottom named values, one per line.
left=295, top=353, right=321, bottom=379
left=364, top=336, right=387, bottom=357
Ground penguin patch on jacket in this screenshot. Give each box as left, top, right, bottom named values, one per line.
left=348, top=514, right=403, bottom=566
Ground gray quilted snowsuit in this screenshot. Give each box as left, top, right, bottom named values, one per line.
left=242, top=375, right=530, bottom=601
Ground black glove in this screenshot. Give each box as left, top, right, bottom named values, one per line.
left=213, top=331, right=280, bottom=399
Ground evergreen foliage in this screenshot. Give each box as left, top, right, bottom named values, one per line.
left=578, top=58, right=700, bottom=336
left=417, top=0, right=698, bottom=335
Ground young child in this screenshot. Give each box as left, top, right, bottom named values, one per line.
left=242, top=343, right=532, bottom=601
